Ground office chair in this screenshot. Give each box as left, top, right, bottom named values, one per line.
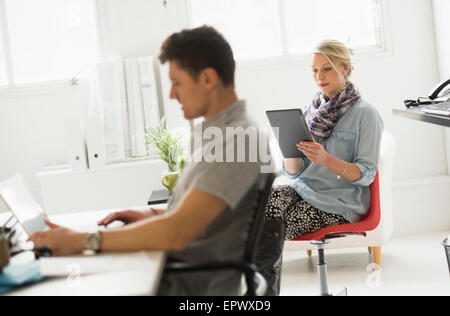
left=164, top=172, right=277, bottom=296
left=284, top=130, right=396, bottom=267
left=291, top=172, right=381, bottom=296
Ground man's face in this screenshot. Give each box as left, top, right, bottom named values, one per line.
left=169, top=61, right=209, bottom=120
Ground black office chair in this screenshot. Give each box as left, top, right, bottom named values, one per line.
left=164, top=172, right=276, bottom=296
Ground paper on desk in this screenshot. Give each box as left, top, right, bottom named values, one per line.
left=39, top=252, right=153, bottom=277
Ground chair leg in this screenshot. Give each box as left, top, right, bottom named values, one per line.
left=316, top=246, right=330, bottom=296
left=312, top=241, right=347, bottom=296
left=372, top=247, right=382, bottom=267
left=307, top=250, right=312, bottom=257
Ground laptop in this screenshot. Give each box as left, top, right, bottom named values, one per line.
left=0, top=175, right=119, bottom=237
left=0, top=175, right=49, bottom=236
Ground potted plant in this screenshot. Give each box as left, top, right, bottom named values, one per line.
left=145, top=118, right=187, bottom=193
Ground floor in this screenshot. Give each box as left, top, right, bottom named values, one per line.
left=280, top=231, right=450, bottom=296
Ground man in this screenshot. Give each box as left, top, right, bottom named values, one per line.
left=30, top=26, right=270, bottom=296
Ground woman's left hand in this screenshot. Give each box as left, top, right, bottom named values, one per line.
left=297, top=140, right=330, bottom=166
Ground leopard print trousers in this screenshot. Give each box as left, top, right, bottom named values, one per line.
left=264, top=185, right=350, bottom=240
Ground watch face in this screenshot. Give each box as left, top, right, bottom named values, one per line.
left=86, top=233, right=102, bottom=251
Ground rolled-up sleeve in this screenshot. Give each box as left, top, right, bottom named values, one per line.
left=351, top=107, right=384, bottom=186
left=282, top=157, right=310, bottom=180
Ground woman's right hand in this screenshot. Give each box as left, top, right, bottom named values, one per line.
left=97, top=209, right=155, bottom=227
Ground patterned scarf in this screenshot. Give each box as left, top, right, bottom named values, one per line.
left=305, top=82, right=361, bottom=142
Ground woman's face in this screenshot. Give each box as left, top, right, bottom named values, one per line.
left=311, top=53, right=349, bottom=99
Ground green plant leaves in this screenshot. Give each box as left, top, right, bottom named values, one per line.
left=145, top=117, right=186, bottom=172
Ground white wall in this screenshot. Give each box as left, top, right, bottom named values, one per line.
left=432, top=0, right=450, bottom=176
left=432, top=0, right=450, bottom=80
left=0, top=0, right=448, bottom=235
left=0, top=84, right=90, bottom=211
left=96, top=0, right=171, bottom=58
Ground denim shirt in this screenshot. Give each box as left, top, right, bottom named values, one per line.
left=283, top=98, right=384, bottom=223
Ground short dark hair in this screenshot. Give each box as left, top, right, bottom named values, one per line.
left=159, top=25, right=235, bottom=87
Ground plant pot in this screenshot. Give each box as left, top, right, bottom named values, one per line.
left=161, top=171, right=180, bottom=194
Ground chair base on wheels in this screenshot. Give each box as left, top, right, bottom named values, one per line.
left=293, top=172, right=383, bottom=296
left=311, top=239, right=355, bottom=296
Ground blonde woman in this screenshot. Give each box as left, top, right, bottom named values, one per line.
left=256, top=40, right=384, bottom=296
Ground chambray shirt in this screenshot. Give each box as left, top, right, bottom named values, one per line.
left=283, top=98, right=384, bottom=223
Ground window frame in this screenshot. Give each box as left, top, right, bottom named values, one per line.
left=186, top=0, right=392, bottom=70
left=0, top=0, right=102, bottom=97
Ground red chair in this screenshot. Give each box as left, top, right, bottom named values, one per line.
left=291, top=172, right=381, bottom=296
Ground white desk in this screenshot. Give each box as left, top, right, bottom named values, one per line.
left=1, top=207, right=167, bottom=296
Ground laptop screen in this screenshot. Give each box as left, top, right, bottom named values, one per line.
left=0, top=176, right=47, bottom=235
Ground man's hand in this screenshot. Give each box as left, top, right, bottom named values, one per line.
left=97, top=209, right=155, bottom=227
left=297, top=140, right=330, bottom=166
left=28, top=220, right=85, bottom=257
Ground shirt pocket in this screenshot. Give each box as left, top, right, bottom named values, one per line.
left=326, top=131, right=357, bottom=162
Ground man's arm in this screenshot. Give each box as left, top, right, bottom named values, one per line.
left=37, top=189, right=227, bottom=256
left=100, top=189, right=227, bottom=252
left=97, top=208, right=167, bottom=226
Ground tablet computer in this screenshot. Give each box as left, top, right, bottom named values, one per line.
left=266, top=109, right=314, bottom=158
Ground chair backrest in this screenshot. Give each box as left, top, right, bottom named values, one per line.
left=235, top=173, right=276, bottom=264
left=358, top=171, right=381, bottom=231
left=292, top=171, right=381, bottom=241
left=290, top=131, right=396, bottom=243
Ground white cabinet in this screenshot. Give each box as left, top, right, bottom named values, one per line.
left=37, top=160, right=166, bottom=214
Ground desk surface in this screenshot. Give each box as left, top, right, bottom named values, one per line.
left=1, top=208, right=166, bottom=296
left=393, top=108, right=450, bottom=127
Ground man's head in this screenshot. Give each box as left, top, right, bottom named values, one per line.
left=159, top=26, right=236, bottom=120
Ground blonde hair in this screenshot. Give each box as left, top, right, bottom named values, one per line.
left=313, top=40, right=355, bottom=80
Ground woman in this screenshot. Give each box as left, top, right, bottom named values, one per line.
left=257, top=40, right=384, bottom=296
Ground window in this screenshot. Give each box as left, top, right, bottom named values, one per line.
left=284, top=0, right=379, bottom=54
left=0, top=0, right=98, bottom=86
left=189, top=0, right=284, bottom=61
left=189, top=0, right=384, bottom=61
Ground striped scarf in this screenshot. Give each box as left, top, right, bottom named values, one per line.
left=305, top=82, right=361, bottom=142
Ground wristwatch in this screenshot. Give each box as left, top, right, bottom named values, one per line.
left=85, top=231, right=103, bottom=253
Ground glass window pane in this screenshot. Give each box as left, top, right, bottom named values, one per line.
left=5, top=0, right=98, bottom=84
left=190, top=0, right=283, bottom=61
left=284, top=0, right=378, bottom=54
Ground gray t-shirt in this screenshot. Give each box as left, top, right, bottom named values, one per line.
left=157, top=100, right=269, bottom=296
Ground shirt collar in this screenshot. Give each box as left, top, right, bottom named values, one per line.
left=202, top=100, right=246, bottom=129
